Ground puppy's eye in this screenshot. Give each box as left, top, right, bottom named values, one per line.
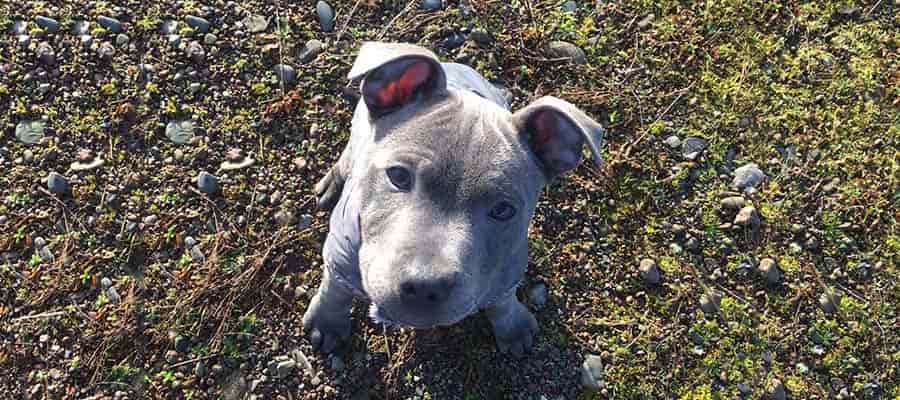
left=386, top=166, right=412, bottom=190
left=489, top=201, right=517, bottom=221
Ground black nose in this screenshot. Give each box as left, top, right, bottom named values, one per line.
left=399, top=274, right=458, bottom=304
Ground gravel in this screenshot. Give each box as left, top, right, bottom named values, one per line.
left=733, top=163, right=766, bottom=192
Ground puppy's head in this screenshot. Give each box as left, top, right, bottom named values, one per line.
left=349, top=42, right=604, bottom=328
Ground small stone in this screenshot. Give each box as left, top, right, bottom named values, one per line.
left=101, top=277, right=113, bottom=289
left=637, top=13, right=655, bottom=29
left=293, top=157, right=308, bottom=170
left=681, top=137, right=707, bottom=160
left=34, top=237, right=46, bottom=249
left=770, top=378, right=787, bottom=400
left=545, top=41, right=586, bottom=64
left=720, top=196, right=745, bottom=211
left=738, top=383, right=752, bottom=395
left=298, top=214, right=314, bottom=230
left=561, top=0, right=577, bottom=12
left=36, top=42, right=56, bottom=65
left=46, top=172, right=69, bottom=195
left=470, top=28, right=491, bottom=45
left=274, top=64, right=296, bottom=87
left=243, top=14, right=269, bottom=33
left=733, top=163, right=766, bottom=192
left=71, top=157, right=104, bottom=172
left=316, top=1, right=335, bottom=32
left=203, top=33, right=217, bottom=45
left=837, top=7, right=861, bottom=19
left=73, top=20, right=90, bottom=35
left=422, top=0, right=443, bottom=10
left=143, top=215, right=158, bottom=226
left=11, top=20, right=27, bottom=35
left=195, top=360, right=207, bottom=378
left=275, top=210, right=296, bottom=226
left=97, top=16, right=123, bottom=33
left=789, top=242, right=803, bottom=254
left=276, top=359, right=296, bottom=379
left=166, top=120, right=195, bottom=144
left=160, top=19, right=179, bottom=35
left=36, top=16, right=60, bottom=33
left=699, top=290, right=721, bottom=314
left=298, top=39, right=325, bottom=63
left=444, top=32, right=466, bottom=50
left=39, top=246, right=55, bottom=262
left=758, top=258, right=781, bottom=284
left=97, top=42, right=115, bottom=60
left=107, top=287, right=121, bottom=304
left=684, top=236, right=699, bottom=252
left=663, top=135, right=681, bottom=149
left=526, top=283, right=547, bottom=309
left=580, top=354, right=605, bottom=391
left=174, top=335, right=191, bottom=353
left=115, top=33, right=129, bottom=47
left=668, top=243, right=682, bottom=254
left=819, top=290, right=841, bottom=314
left=16, top=120, right=45, bottom=144
left=196, top=171, right=219, bottom=195
left=185, top=15, right=211, bottom=33
left=733, top=206, right=760, bottom=228
left=186, top=42, right=205, bottom=63
left=639, top=259, right=660, bottom=285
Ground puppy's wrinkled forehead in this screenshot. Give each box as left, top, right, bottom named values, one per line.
left=373, top=93, right=533, bottom=204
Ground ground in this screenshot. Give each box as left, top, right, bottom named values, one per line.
left=1, top=0, right=899, bottom=399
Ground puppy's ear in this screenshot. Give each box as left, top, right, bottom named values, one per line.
left=512, top=96, right=605, bottom=179
left=348, top=42, right=447, bottom=116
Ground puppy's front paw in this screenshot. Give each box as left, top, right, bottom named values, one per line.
left=302, top=293, right=351, bottom=354
left=314, top=168, right=345, bottom=212
left=490, top=301, right=539, bottom=358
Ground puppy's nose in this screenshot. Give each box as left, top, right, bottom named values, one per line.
left=399, top=273, right=458, bottom=304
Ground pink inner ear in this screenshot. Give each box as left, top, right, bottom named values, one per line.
left=374, top=61, right=432, bottom=108
left=532, top=110, right=557, bottom=148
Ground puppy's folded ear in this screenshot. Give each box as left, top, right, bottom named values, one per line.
left=348, top=42, right=447, bottom=116
left=512, top=96, right=605, bottom=179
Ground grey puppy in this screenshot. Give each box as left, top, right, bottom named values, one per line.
left=303, top=42, right=604, bottom=357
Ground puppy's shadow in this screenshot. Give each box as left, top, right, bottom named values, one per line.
left=328, top=296, right=582, bottom=400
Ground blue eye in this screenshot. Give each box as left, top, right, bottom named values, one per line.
left=489, top=201, right=516, bottom=221
left=386, top=166, right=412, bottom=190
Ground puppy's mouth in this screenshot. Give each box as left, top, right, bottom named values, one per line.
left=368, top=300, right=478, bottom=329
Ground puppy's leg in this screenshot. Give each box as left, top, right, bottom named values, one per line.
left=302, top=268, right=354, bottom=354
left=484, top=291, right=539, bottom=357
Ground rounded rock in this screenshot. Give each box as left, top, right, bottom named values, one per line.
left=46, top=172, right=69, bottom=195
left=97, top=16, right=123, bottom=33
left=545, top=41, right=586, bottom=64
left=422, top=0, right=443, bottom=10
left=185, top=15, right=211, bottom=33
left=580, top=354, right=605, bottom=391
left=699, top=290, right=722, bottom=314
left=36, top=16, right=60, bottom=33
left=298, top=39, right=325, bottom=63
left=733, top=163, right=767, bottom=192
left=757, top=258, right=781, bottom=284
left=639, top=259, right=661, bottom=285
left=316, top=1, right=335, bottom=32
left=274, top=64, right=297, bottom=87
left=196, top=172, right=219, bottom=194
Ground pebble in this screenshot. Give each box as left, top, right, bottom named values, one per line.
left=36, top=42, right=56, bottom=65
left=699, top=290, right=721, bottom=314
left=11, top=20, right=27, bottom=35
left=107, top=287, right=121, bottom=304
left=561, top=0, right=577, bottom=12
left=115, top=33, right=129, bottom=47
left=97, top=42, right=116, bottom=60
left=444, top=32, right=466, bottom=50
left=203, top=33, right=217, bottom=45
left=39, top=246, right=55, bottom=262
left=97, top=16, right=123, bottom=33
left=733, top=205, right=760, bottom=228
left=160, top=19, right=178, bottom=35
left=101, top=277, right=113, bottom=289
left=186, top=42, right=206, bottom=63
left=545, top=41, right=586, bottom=64
left=720, top=196, right=745, bottom=211
left=298, top=39, right=325, bottom=63
left=526, top=282, right=547, bottom=309
left=733, top=163, right=766, bottom=192
left=174, top=335, right=191, bottom=353
left=681, top=137, right=707, bottom=160
left=470, top=28, right=491, bottom=45
left=684, top=236, right=699, bottom=252
left=758, top=258, right=781, bottom=284
left=580, top=354, right=605, bottom=391
left=196, top=171, right=219, bottom=194
left=46, top=172, right=69, bottom=195
left=195, top=360, right=208, bottom=378
left=185, top=15, right=211, bottom=33
left=770, top=378, right=787, bottom=400
left=668, top=243, right=683, bottom=254
left=166, top=120, right=195, bottom=144
left=639, top=259, right=660, bottom=285
left=819, top=290, right=841, bottom=314
left=243, top=14, right=269, bottom=33
left=36, top=16, right=59, bottom=33
left=637, top=13, right=656, bottom=29
left=422, top=0, right=443, bottom=10
left=663, top=135, right=681, bottom=149
left=274, top=64, right=297, bottom=87
left=275, top=210, right=296, bottom=226
left=73, top=20, right=90, bottom=35
left=316, top=1, right=335, bottom=32
left=190, top=246, right=205, bottom=262
left=16, top=120, right=45, bottom=144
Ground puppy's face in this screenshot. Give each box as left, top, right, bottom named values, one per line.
left=358, top=91, right=544, bottom=328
